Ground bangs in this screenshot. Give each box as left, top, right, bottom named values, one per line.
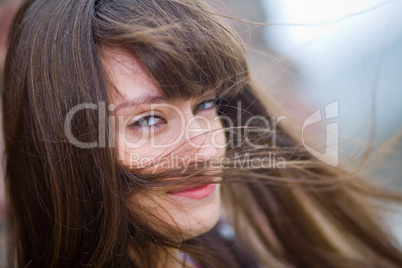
left=93, top=0, right=249, bottom=99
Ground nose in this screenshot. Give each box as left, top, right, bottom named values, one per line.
left=173, top=112, right=223, bottom=163
left=186, top=115, right=218, bottom=160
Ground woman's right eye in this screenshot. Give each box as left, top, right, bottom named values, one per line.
left=128, top=115, right=166, bottom=130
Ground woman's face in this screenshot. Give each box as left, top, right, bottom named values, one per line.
left=103, top=48, right=225, bottom=238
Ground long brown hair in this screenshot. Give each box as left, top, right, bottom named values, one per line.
left=3, top=0, right=402, bottom=267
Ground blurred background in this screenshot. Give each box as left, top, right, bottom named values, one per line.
left=211, top=0, right=402, bottom=245
left=263, top=0, right=402, bottom=148
left=1, top=0, right=402, bottom=264
left=211, top=0, right=402, bottom=157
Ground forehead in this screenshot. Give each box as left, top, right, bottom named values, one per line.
left=101, top=47, right=162, bottom=105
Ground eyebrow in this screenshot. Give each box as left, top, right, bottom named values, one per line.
left=113, top=89, right=217, bottom=113
left=114, top=94, right=168, bottom=111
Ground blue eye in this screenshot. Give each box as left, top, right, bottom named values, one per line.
left=129, top=115, right=165, bottom=130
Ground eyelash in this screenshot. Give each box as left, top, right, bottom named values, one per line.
left=128, top=114, right=165, bottom=131
left=194, top=98, right=219, bottom=113
left=128, top=98, right=219, bottom=131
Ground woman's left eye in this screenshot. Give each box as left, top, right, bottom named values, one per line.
left=128, top=115, right=165, bottom=130
left=194, top=98, right=218, bottom=113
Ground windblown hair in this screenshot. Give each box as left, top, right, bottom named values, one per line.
left=2, top=0, right=402, bottom=267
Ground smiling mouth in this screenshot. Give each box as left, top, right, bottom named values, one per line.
left=167, top=183, right=217, bottom=199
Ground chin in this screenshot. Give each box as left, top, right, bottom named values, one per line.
left=129, top=184, right=222, bottom=240
left=172, top=184, right=222, bottom=239
left=176, top=188, right=221, bottom=239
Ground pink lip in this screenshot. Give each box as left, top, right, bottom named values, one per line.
left=168, top=184, right=216, bottom=199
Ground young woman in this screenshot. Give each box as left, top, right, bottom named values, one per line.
left=2, top=0, right=402, bottom=267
